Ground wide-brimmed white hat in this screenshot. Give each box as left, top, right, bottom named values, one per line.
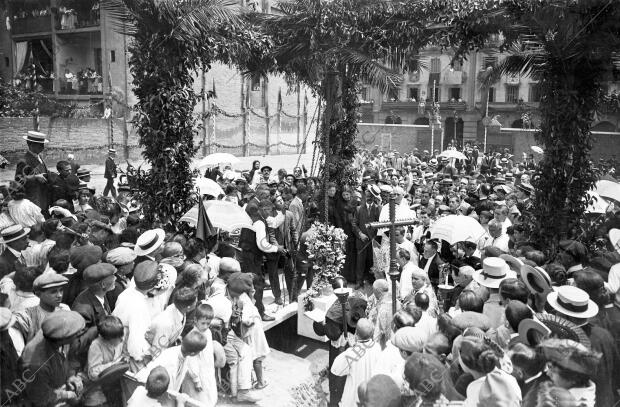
left=521, top=264, right=553, bottom=296
left=22, top=131, right=49, bottom=144
left=472, top=257, right=516, bottom=288
left=134, top=228, right=165, bottom=256
left=0, top=225, right=30, bottom=244
left=609, top=228, right=620, bottom=253
left=500, top=254, right=524, bottom=274
left=518, top=318, right=551, bottom=346
left=547, top=285, right=599, bottom=319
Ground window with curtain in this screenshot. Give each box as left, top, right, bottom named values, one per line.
left=506, top=85, right=520, bottom=103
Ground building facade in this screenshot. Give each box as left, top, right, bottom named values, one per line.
left=0, top=0, right=317, bottom=159
left=359, top=37, right=620, bottom=152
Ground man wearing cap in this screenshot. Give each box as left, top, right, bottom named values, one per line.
left=71, top=263, right=116, bottom=366
left=0, top=225, right=29, bottom=278
left=21, top=310, right=86, bottom=407
left=105, top=246, right=137, bottom=309
left=352, top=187, right=381, bottom=288
left=14, top=273, right=70, bottom=347
left=15, top=131, right=50, bottom=212
left=103, top=148, right=118, bottom=198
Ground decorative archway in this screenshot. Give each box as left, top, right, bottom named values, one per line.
left=445, top=117, right=464, bottom=148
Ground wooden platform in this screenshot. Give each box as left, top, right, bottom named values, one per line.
left=260, top=280, right=307, bottom=332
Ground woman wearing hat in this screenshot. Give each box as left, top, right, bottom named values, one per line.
left=540, top=339, right=601, bottom=407
left=457, top=336, right=521, bottom=407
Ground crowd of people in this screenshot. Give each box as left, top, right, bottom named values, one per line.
left=0, top=129, right=619, bottom=407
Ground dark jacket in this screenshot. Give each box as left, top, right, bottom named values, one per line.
left=0, top=249, right=19, bottom=279
left=352, top=203, right=380, bottom=250
left=15, top=151, right=49, bottom=211
left=419, top=254, right=443, bottom=285
left=71, top=288, right=111, bottom=367
left=104, top=157, right=117, bottom=179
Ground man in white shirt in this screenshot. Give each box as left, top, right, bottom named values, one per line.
left=395, top=226, right=418, bottom=266
left=145, top=287, right=197, bottom=358
left=397, top=248, right=423, bottom=300
left=494, top=205, right=512, bottom=234
left=486, top=219, right=510, bottom=253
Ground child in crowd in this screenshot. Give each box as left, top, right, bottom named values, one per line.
left=239, top=278, right=270, bottom=389
left=184, top=303, right=226, bottom=407
left=85, top=315, right=124, bottom=407
left=127, top=366, right=170, bottom=407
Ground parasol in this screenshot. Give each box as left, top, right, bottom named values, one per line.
left=594, top=180, right=620, bottom=203
left=180, top=200, right=254, bottom=232
left=197, top=152, right=239, bottom=168
left=430, top=215, right=486, bottom=245
left=438, top=150, right=467, bottom=160
left=531, top=146, right=544, bottom=154
left=194, top=177, right=224, bottom=197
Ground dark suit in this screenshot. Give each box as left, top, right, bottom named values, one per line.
left=72, top=288, right=111, bottom=367
left=0, top=249, right=19, bottom=278
left=352, top=202, right=380, bottom=284
left=48, top=173, right=79, bottom=211
left=419, top=254, right=442, bottom=287
left=15, top=150, right=49, bottom=212
left=103, top=157, right=117, bottom=197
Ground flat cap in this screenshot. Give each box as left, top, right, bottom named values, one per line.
left=134, top=260, right=159, bottom=291
left=41, top=310, right=85, bottom=341
left=227, top=272, right=254, bottom=294
left=83, top=263, right=116, bottom=284
left=105, top=247, right=137, bottom=266
left=33, top=273, right=69, bottom=291
left=70, top=245, right=103, bottom=271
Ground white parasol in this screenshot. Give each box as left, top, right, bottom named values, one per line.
left=430, top=215, right=486, bottom=245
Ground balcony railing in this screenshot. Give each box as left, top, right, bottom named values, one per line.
left=11, top=15, right=52, bottom=35
left=59, top=76, right=103, bottom=96
left=379, top=100, right=468, bottom=111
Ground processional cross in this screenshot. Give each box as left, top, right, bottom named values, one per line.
left=366, top=192, right=418, bottom=314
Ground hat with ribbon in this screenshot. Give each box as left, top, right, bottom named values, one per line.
left=473, top=257, right=516, bottom=288
left=134, top=229, right=165, bottom=256
left=368, top=185, right=381, bottom=199
left=23, top=130, right=49, bottom=143
left=546, top=285, right=598, bottom=319
left=520, top=264, right=553, bottom=296
left=518, top=318, right=551, bottom=346
left=0, top=225, right=30, bottom=244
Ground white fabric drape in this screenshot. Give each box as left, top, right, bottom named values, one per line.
left=14, top=41, right=28, bottom=75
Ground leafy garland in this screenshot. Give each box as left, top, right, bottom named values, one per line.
left=303, top=221, right=348, bottom=311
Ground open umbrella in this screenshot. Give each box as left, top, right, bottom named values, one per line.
left=430, top=215, right=486, bottom=245
left=180, top=200, right=254, bottom=232
left=594, top=180, right=620, bottom=203
left=197, top=152, right=239, bottom=168
left=194, top=177, right=224, bottom=197
left=531, top=146, right=544, bottom=155
left=438, top=150, right=467, bottom=160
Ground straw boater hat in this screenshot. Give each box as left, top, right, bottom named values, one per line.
left=546, top=285, right=599, bottom=319
left=134, top=228, right=166, bottom=256
left=0, top=225, right=30, bottom=244
left=472, top=257, right=516, bottom=288
left=23, top=130, right=49, bottom=143
left=368, top=185, right=381, bottom=199
left=520, top=264, right=553, bottom=296
left=499, top=254, right=524, bottom=274
left=608, top=228, right=620, bottom=253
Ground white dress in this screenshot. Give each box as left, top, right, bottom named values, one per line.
left=184, top=327, right=218, bottom=407
left=240, top=293, right=270, bottom=360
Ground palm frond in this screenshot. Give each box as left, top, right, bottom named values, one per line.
left=337, top=48, right=400, bottom=93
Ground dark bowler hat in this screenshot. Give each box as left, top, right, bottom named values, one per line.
left=260, top=165, right=272, bottom=172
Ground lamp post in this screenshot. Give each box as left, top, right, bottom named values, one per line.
left=453, top=110, right=459, bottom=148
left=428, top=80, right=441, bottom=155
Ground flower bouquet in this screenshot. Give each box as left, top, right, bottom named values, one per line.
left=303, top=221, right=347, bottom=311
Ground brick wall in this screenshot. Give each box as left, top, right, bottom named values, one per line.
left=0, top=116, right=140, bottom=164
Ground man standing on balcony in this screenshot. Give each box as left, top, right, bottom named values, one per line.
left=103, top=148, right=118, bottom=198
left=15, top=131, right=50, bottom=214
